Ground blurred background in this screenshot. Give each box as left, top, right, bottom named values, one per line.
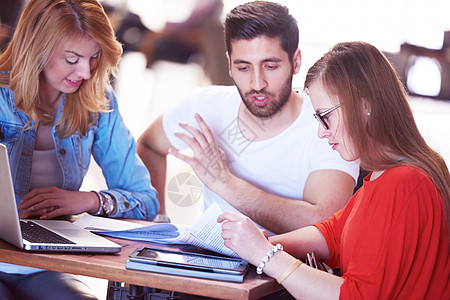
left=103, top=0, right=450, bottom=225
left=1, top=0, right=449, bottom=225
left=2, top=0, right=450, bottom=298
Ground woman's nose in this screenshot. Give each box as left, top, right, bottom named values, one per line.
left=76, top=61, right=91, bottom=80
left=318, top=125, right=330, bottom=139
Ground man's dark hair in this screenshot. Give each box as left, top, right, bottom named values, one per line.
left=224, top=1, right=299, bottom=61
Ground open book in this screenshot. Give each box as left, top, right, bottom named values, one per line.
left=74, top=203, right=237, bottom=257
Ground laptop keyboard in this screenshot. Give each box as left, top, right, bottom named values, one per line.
left=20, top=221, right=76, bottom=244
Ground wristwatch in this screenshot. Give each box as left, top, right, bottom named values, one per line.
left=101, top=192, right=116, bottom=216
left=91, top=191, right=116, bottom=216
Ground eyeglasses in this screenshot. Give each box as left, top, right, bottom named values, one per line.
left=313, top=104, right=341, bottom=130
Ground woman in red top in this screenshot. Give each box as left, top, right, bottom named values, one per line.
left=218, top=41, right=450, bottom=299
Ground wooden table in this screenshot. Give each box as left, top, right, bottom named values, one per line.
left=0, top=236, right=282, bottom=299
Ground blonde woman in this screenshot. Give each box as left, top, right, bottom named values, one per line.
left=219, top=41, right=450, bottom=299
left=0, top=0, right=158, bottom=298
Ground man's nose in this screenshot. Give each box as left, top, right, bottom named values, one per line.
left=250, top=68, right=268, bottom=91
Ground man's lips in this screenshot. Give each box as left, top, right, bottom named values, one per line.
left=252, top=95, right=268, bottom=106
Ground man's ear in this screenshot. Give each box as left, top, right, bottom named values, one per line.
left=226, top=51, right=232, bottom=78
left=292, top=48, right=301, bottom=75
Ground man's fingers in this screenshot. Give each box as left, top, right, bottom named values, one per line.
left=194, top=113, right=216, bottom=145
left=178, top=121, right=209, bottom=148
left=168, top=147, right=195, bottom=165
left=174, top=131, right=202, bottom=153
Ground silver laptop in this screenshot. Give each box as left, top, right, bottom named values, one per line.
left=0, top=143, right=121, bottom=253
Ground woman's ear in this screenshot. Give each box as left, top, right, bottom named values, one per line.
left=362, top=99, right=371, bottom=116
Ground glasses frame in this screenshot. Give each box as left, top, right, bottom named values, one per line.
left=313, top=104, right=341, bottom=130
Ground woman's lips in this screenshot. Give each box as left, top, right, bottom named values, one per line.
left=66, top=78, right=82, bottom=87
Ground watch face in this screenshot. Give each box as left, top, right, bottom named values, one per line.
left=103, top=194, right=115, bottom=215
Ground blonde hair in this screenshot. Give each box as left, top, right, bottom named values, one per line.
left=305, top=41, right=450, bottom=226
left=0, top=0, right=122, bottom=137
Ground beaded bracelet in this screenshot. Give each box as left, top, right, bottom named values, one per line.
left=256, top=243, right=283, bottom=275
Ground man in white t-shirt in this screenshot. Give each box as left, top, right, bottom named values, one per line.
left=137, top=1, right=359, bottom=235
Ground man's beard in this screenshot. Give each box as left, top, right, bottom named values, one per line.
left=238, top=74, right=293, bottom=119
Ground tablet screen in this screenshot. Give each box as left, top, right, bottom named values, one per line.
left=131, top=247, right=248, bottom=274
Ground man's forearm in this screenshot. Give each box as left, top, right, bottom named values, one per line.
left=213, top=176, right=323, bottom=234
left=213, top=170, right=355, bottom=234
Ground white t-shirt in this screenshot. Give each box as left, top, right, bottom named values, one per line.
left=163, top=85, right=360, bottom=231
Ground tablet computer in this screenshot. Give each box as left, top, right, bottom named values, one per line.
left=128, top=246, right=248, bottom=275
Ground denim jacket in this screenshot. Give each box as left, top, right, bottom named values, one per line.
left=0, top=86, right=158, bottom=220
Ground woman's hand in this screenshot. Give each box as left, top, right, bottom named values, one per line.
left=218, top=211, right=273, bottom=266
left=18, top=187, right=99, bottom=219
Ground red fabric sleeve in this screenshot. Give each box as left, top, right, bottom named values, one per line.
left=316, top=166, right=449, bottom=300
left=315, top=192, right=360, bottom=269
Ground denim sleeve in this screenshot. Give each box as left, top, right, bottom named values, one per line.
left=91, top=88, right=159, bottom=220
